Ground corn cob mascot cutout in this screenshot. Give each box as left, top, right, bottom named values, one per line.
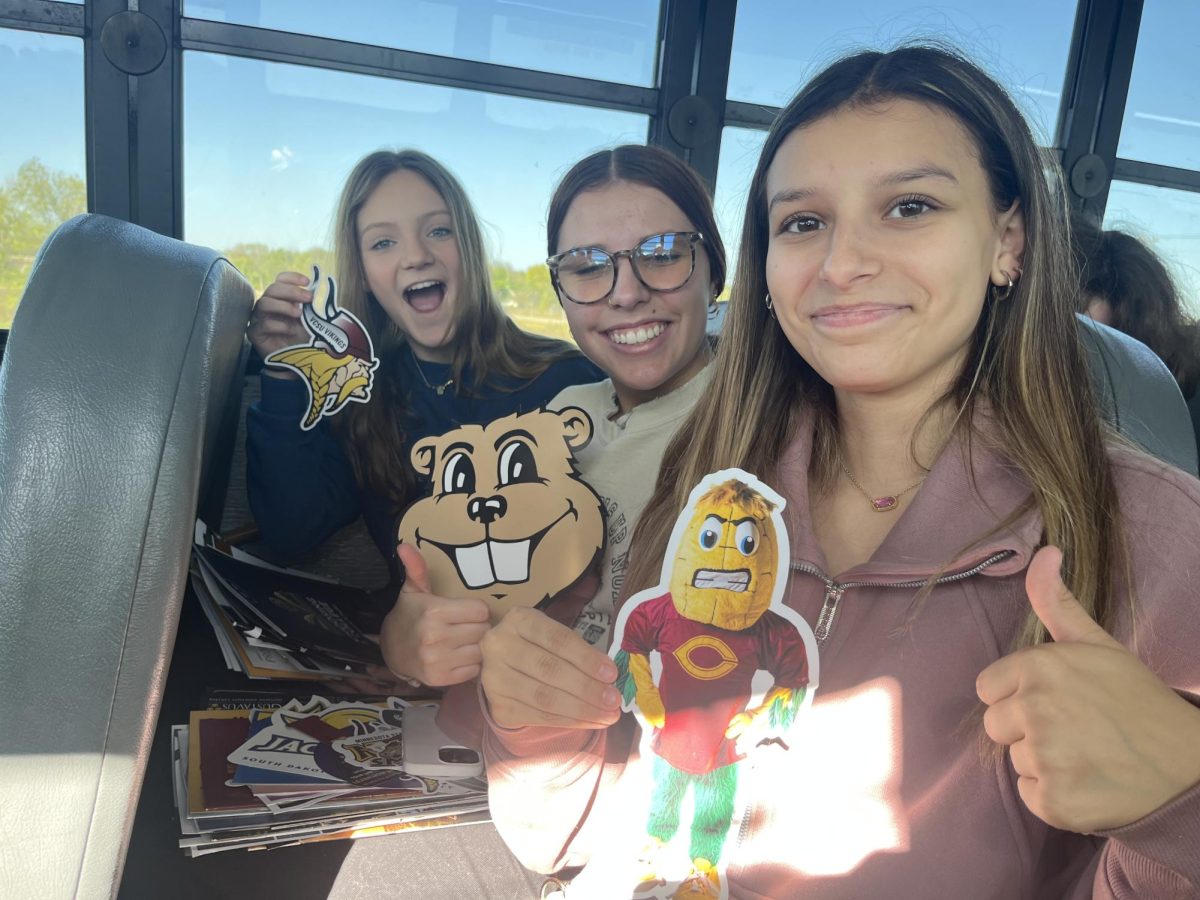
left=264, top=266, right=379, bottom=430
left=610, top=469, right=819, bottom=900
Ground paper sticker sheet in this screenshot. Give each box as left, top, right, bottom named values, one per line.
left=265, top=265, right=379, bottom=431
left=602, top=468, right=820, bottom=900
left=396, top=406, right=605, bottom=619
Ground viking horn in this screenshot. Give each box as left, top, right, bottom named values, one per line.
left=302, top=294, right=350, bottom=354
left=323, top=275, right=338, bottom=320
left=309, top=264, right=339, bottom=320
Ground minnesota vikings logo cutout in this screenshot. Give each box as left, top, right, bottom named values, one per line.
left=265, top=266, right=380, bottom=430
left=609, top=469, right=819, bottom=900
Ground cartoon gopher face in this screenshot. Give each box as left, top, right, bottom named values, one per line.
left=397, top=407, right=605, bottom=620
left=668, top=479, right=779, bottom=631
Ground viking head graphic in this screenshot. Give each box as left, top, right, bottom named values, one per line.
left=264, top=266, right=379, bottom=430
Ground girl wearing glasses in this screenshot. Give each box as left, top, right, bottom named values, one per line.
left=384, top=146, right=726, bottom=690
left=245, top=150, right=602, bottom=570
left=478, top=47, right=1200, bottom=898
left=544, top=145, right=727, bottom=649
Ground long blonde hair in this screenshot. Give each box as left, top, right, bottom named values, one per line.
left=330, top=149, right=581, bottom=509
left=628, top=46, right=1121, bottom=652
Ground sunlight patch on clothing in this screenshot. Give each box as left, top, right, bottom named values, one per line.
left=738, top=677, right=907, bottom=876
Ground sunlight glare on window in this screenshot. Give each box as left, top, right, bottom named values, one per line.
left=727, top=0, right=1075, bottom=144
left=1116, top=0, right=1200, bottom=172
left=184, top=0, right=660, bottom=86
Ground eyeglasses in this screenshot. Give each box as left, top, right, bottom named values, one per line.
left=546, top=231, right=704, bottom=305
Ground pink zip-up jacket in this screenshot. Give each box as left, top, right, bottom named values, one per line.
left=481, top=410, right=1200, bottom=898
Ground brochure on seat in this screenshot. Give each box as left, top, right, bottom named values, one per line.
left=172, top=694, right=490, bottom=856
left=190, top=520, right=391, bottom=679
left=191, top=567, right=348, bottom=681
left=195, top=545, right=384, bottom=659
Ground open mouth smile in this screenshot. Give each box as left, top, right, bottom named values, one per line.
left=404, top=280, right=446, bottom=313
left=691, top=568, right=751, bottom=592
left=416, top=502, right=578, bottom=589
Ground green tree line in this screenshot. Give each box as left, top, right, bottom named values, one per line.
left=1, top=159, right=572, bottom=342
left=0, top=159, right=88, bottom=325
left=221, top=246, right=571, bottom=343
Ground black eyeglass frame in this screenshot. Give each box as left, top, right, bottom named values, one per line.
left=546, top=231, right=706, bottom=305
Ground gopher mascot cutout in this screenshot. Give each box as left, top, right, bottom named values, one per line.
left=396, top=407, right=605, bottom=620
left=605, top=469, right=820, bottom=900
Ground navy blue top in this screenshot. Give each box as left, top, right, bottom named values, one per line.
left=246, top=348, right=604, bottom=565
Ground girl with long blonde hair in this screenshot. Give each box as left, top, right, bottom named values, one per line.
left=246, top=149, right=600, bottom=566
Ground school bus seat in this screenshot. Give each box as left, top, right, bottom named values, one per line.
left=0, top=213, right=254, bottom=898
left=1079, top=313, right=1199, bottom=476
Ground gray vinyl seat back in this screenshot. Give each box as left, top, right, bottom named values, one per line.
left=0, top=214, right=253, bottom=899
left=1078, top=313, right=1199, bottom=476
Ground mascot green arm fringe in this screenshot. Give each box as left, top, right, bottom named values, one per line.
left=724, top=685, right=807, bottom=739
left=767, top=684, right=806, bottom=730
left=614, top=649, right=635, bottom=704
left=614, top=649, right=666, bottom=728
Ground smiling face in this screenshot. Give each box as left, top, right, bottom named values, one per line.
left=396, top=407, right=605, bottom=620
left=554, top=181, right=713, bottom=413
left=357, top=169, right=462, bottom=363
left=763, top=99, right=1024, bottom=404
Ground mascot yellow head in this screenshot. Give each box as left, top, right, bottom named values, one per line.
left=668, top=479, right=780, bottom=631
left=397, top=407, right=605, bottom=620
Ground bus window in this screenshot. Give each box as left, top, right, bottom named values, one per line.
left=183, top=53, right=646, bottom=342
left=0, top=27, right=85, bottom=330
left=727, top=0, right=1076, bottom=141
left=1104, top=182, right=1200, bottom=314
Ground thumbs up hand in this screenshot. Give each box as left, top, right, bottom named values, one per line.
left=379, top=542, right=492, bottom=687
left=976, top=546, right=1200, bottom=833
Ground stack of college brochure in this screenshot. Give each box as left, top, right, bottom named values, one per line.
left=178, top=526, right=489, bottom=854
left=173, top=692, right=490, bottom=855
left=191, top=522, right=388, bottom=681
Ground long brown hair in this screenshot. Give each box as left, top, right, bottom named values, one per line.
left=628, top=45, right=1122, bottom=652
left=1072, top=212, right=1200, bottom=398
left=330, top=149, right=581, bottom=511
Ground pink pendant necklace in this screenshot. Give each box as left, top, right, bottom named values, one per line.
left=837, top=454, right=926, bottom=512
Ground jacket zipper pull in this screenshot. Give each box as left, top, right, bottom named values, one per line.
left=814, top=584, right=845, bottom=645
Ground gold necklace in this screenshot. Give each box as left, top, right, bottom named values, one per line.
left=837, top=454, right=926, bottom=513
left=409, top=346, right=455, bottom=396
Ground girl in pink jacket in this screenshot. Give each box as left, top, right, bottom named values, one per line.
left=478, top=45, right=1200, bottom=899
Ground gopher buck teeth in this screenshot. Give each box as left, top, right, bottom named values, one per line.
left=454, top=538, right=532, bottom=588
